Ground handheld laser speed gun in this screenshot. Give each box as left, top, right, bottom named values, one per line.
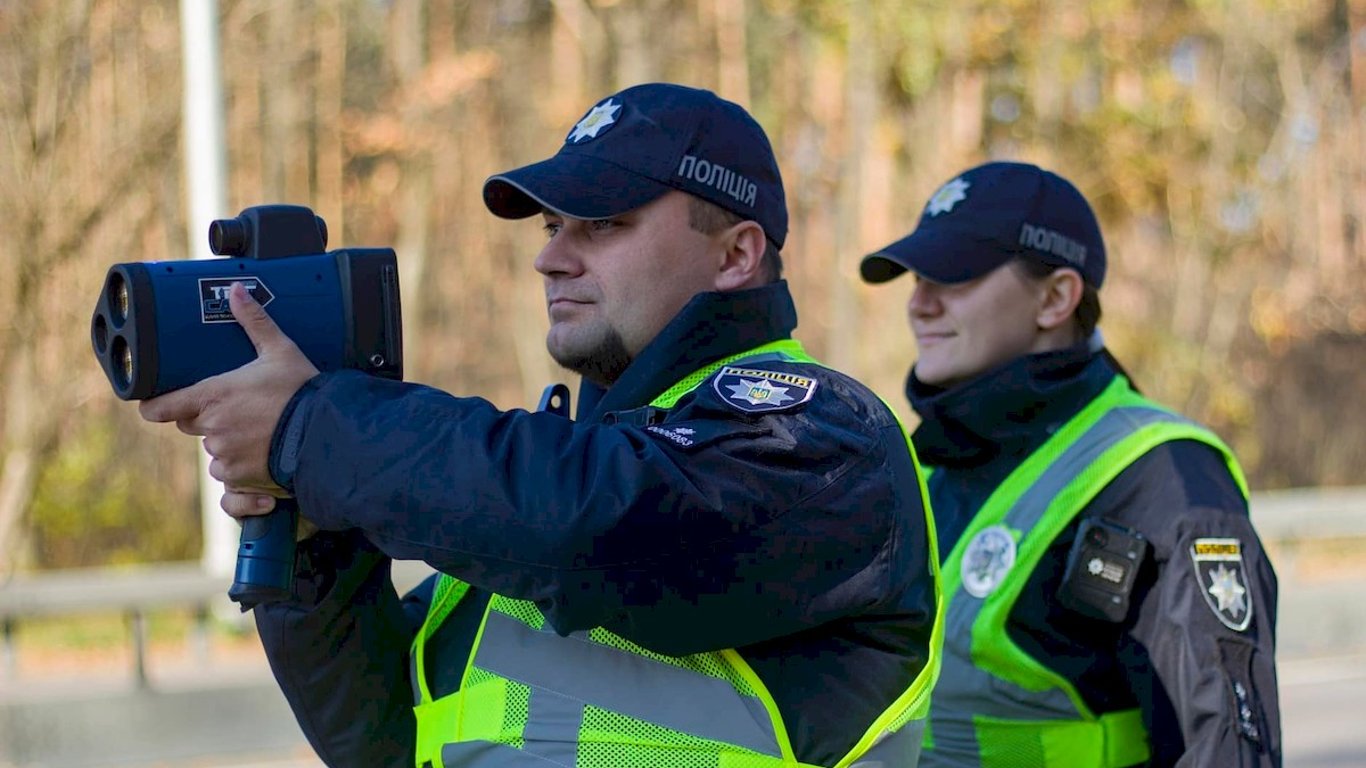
left=90, top=204, right=403, bottom=607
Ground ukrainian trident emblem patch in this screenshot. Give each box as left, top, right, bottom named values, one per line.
left=1191, top=538, right=1253, bottom=631
left=712, top=367, right=818, bottom=414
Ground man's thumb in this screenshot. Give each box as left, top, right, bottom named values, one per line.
left=228, top=281, right=282, bottom=353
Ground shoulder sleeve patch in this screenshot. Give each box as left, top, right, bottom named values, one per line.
left=710, top=366, right=819, bottom=414
left=1191, top=537, right=1253, bottom=631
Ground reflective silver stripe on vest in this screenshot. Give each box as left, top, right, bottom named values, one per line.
left=851, top=720, right=925, bottom=767
left=472, top=609, right=782, bottom=758
left=409, top=653, right=423, bottom=704
left=928, top=405, right=1187, bottom=764
left=441, top=739, right=562, bottom=767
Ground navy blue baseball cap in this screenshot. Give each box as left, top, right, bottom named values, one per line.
left=860, top=162, right=1106, bottom=288
left=483, top=83, right=788, bottom=249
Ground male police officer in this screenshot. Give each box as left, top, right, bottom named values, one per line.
left=860, top=161, right=1280, bottom=767
left=141, top=83, right=941, bottom=768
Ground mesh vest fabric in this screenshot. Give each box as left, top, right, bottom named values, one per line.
left=410, top=340, right=941, bottom=768
left=922, top=377, right=1247, bottom=767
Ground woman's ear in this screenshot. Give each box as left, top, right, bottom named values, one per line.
left=713, top=220, right=769, bottom=292
left=1036, top=268, right=1084, bottom=331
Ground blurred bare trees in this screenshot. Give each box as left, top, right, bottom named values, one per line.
left=0, top=0, right=1361, bottom=570
left=0, top=1, right=191, bottom=571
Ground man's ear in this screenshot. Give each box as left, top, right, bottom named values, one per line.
left=1036, top=268, right=1084, bottom=331
left=713, top=220, right=768, bottom=292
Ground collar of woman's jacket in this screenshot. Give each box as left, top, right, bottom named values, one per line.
left=906, top=339, right=1116, bottom=469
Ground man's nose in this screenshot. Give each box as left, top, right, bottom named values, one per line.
left=534, top=232, right=582, bottom=277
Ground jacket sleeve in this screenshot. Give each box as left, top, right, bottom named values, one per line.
left=1109, top=440, right=1282, bottom=767
left=271, top=366, right=929, bottom=657
left=252, top=529, right=432, bottom=768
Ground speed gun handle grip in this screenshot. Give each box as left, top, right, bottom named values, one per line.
left=227, top=498, right=300, bottom=609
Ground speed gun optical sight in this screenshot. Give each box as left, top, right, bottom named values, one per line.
left=89, top=204, right=404, bottom=607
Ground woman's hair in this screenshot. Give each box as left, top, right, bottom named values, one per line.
left=1012, top=257, right=1102, bottom=340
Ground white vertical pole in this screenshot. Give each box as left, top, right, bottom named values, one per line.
left=180, top=0, right=235, bottom=584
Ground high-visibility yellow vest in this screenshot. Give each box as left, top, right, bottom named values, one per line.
left=411, top=339, right=943, bottom=768
left=923, top=376, right=1247, bottom=767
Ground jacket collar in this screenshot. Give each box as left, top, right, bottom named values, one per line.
left=576, top=280, right=798, bottom=420
left=906, top=341, right=1116, bottom=469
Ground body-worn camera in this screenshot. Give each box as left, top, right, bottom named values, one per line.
left=89, top=205, right=404, bottom=607
left=1057, top=517, right=1150, bottom=623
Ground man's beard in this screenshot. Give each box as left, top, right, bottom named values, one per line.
left=549, top=327, right=634, bottom=388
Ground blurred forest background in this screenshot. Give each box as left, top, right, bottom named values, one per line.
left=0, top=0, right=1362, bottom=573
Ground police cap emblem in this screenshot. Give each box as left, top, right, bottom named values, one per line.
left=925, top=177, right=970, bottom=216
left=567, top=98, right=621, bottom=143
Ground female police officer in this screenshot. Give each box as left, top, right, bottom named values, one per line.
left=141, top=83, right=941, bottom=768
left=861, top=161, right=1280, bottom=767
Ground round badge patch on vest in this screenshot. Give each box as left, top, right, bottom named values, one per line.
left=1191, top=537, right=1253, bottom=631
left=712, top=366, right=817, bottom=414
left=961, top=525, right=1017, bottom=598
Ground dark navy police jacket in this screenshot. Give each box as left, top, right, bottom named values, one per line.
left=254, top=281, right=938, bottom=768
left=909, top=343, right=1281, bottom=767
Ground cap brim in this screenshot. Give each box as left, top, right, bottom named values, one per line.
left=484, top=153, right=672, bottom=221
left=859, top=252, right=911, bottom=284
left=859, top=227, right=1016, bottom=285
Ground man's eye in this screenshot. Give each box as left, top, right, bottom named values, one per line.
left=542, top=223, right=561, bottom=238
left=589, top=219, right=619, bottom=231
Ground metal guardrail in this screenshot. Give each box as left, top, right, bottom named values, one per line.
left=0, top=488, right=1361, bottom=686
left=1247, top=486, right=1366, bottom=541
left=0, top=558, right=435, bottom=688
left=1247, top=486, right=1366, bottom=659
left=0, top=562, right=224, bottom=688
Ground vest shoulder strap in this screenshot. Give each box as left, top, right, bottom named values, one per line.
left=650, top=338, right=815, bottom=408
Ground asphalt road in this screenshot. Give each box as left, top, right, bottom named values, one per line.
left=1279, top=652, right=1366, bottom=767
